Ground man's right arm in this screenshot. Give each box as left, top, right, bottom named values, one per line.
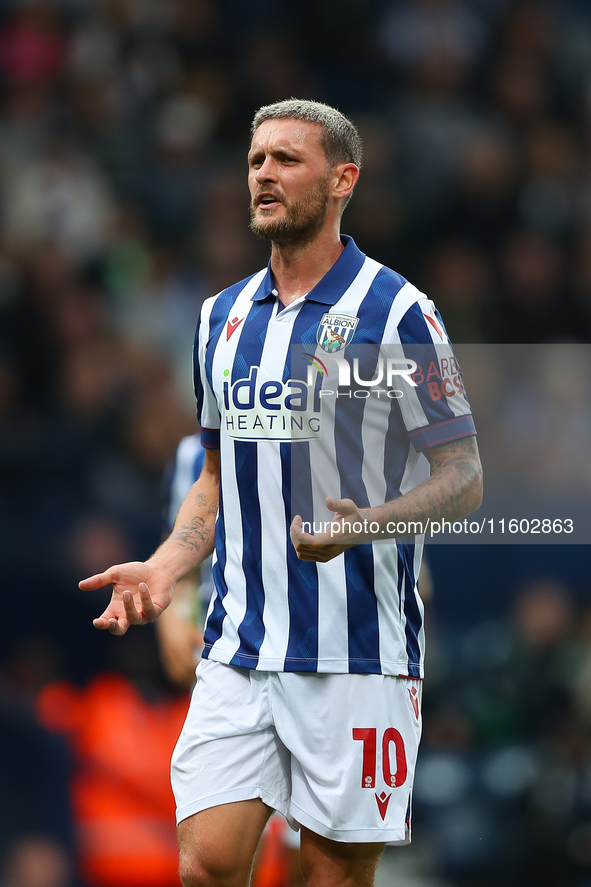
left=150, top=447, right=220, bottom=581
left=79, top=448, right=220, bottom=636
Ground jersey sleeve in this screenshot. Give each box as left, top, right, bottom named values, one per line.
left=394, top=298, right=476, bottom=451
left=193, top=296, right=221, bottom=449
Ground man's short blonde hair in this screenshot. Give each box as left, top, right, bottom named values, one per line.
left=251, top=98, right=362, bottom=170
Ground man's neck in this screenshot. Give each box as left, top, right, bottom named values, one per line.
left=270, top=231, right=345, bottom=307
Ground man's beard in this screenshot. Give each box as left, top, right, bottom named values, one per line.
left=249, top=177, right=331, bottom=246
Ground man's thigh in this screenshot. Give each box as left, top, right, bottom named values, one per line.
left=178, top=809, right=383, bottom=887
left=300, top=827, right=384, bottom=887
left=178, top=799, right=272, bottom=887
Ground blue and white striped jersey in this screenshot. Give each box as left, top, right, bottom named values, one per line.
left=193, top=236, right=476, bottom=677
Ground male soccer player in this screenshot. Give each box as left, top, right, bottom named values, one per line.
left=80, top=99, right=483, bottom=887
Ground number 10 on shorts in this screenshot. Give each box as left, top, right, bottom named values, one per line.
left=352, top=728, right=408, bottom=789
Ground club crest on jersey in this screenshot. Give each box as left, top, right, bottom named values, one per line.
left=317, top=313, right=359, bottom=353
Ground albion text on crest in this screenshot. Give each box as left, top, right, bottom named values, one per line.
left=316, top=313, right=359, bottom=353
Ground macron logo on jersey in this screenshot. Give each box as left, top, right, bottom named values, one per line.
left=226, top=316, right=244, bottom=340
left=422, top=303, right=445, bottom=340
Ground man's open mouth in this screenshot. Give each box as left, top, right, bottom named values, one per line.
left=257, top=193, right=282, bottom=208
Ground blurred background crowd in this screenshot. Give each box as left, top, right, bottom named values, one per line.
left=1, top=0, right=591, bottom=885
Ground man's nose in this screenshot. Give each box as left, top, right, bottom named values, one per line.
left=255, top=157, right=277, bottom=182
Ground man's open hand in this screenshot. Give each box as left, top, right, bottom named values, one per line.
left=79, top=562, right=175, bottom=636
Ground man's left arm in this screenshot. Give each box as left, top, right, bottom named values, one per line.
left=290, top=435, right=483, bottom=562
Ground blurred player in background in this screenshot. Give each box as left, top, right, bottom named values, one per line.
left=81, top=99, right=482, bottom=887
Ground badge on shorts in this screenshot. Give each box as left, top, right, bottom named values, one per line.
left=316, top=313, right=359, bottom=353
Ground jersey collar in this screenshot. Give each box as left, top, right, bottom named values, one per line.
left=251, top=235, right=366, bottom=306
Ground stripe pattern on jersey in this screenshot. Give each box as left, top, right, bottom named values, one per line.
left=194, top=237, right=476, bottom=676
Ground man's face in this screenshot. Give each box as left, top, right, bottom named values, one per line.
left=248, top=119, right=334, bottom=246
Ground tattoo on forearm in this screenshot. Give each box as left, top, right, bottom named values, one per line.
left=170, top=516, right=211, bottom=553
left=194, top=491, right=218, bottom=516
left=427, top=436, right=480, bottom=477
left=373, top=435, right=483, bottom=531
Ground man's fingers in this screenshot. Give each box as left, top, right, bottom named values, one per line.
left=295, top=546, right=335, bottom=563
left=79, top=570, right=114, bottom=591
left=326, top=496, right=355, bottom=515
left=107, top=617, right=129, bottom=636
left=92, top=616, right=109, bottom=629
left=122, top=590, right=146, bottom=624
left=120, top=584, right=159, bottom=625
left=90, top=578, right=162, bottom=632
left=92, top=614, right=129, bottom=635
left=289, top=515, right=309, bottom=546
left=138, top=582, right=159, bottom=621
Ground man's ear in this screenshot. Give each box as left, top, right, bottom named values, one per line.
left=333, top=163, right=360, bottom=203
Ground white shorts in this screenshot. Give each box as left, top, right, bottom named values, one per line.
left=171, top=660, right=422, bottom=844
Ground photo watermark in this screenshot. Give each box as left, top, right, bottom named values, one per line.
left=287, top=343, right=591, bottom=545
